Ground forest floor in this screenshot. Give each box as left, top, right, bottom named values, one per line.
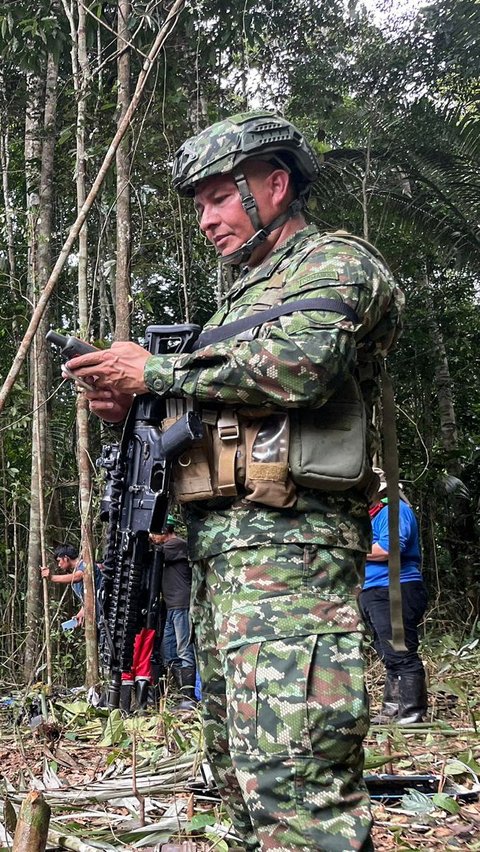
left=0, top=631, right=479, bottom=851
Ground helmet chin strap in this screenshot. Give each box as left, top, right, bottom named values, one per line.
left=219, top=168, right=304, bottom=266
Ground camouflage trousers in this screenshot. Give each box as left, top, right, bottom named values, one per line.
left=192, top=544, right=373, bottom=851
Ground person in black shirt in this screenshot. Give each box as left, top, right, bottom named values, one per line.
left=151, top=516, right=197, bottom=707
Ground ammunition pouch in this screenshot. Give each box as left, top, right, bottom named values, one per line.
left=167, top=408, right=295, bottom=508
left=289, top=374, right=375, bottom=494
left=163, top=415, right=215, bottom=503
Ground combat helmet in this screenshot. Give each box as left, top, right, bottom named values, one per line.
left=172, top=111, right=320, bottom=264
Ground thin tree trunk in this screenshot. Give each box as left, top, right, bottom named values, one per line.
left=0, top=60, right=17, bottom=307
left=115, top=0, right=132, bottom=341
left=422, top=273, right=460, bottom=472
left=68, top=0, right=99, bottom=686
left=433, top=333, right=460, bottom=466
left=24, top=68, right=46, bottom=682
left=361, top=133, right=371, bottom=241
left=24, top=52, right=59, bottom=683
left=34, top=339, right=53, bottom=689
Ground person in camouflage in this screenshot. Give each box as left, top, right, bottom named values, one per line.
left=65, top=111, right=404, bottom=851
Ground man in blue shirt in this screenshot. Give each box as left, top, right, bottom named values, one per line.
left=360, top=471, right=428, bottom=724
left=41, top=544, right=103, bottom=627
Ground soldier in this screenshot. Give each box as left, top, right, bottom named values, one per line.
left=63, top=111, right=404, bottom=851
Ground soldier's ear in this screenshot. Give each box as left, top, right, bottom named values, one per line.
left=268, top=168, right=292, bottom=206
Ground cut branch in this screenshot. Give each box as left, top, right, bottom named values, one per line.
left=13, top=791, right=51, bottom=852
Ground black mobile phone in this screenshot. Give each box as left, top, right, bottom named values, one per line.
left=46, top=330, right=99, bottom=390
left=45, top=330, right=98, bottom=358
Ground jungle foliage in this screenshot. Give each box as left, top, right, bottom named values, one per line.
left=0, top=0, right=478, bottom=686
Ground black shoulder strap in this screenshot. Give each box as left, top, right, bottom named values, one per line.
left=193, top=298, right=359, bottom=351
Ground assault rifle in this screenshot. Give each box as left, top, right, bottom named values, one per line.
left=46, top=324, right=202, bottom=708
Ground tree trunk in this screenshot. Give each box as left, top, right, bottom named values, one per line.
left=361, top=132, right=372, bottom=242
left=115, top=0, right=132, bottom=341
left=433, top=329, right=460, bottom=470
left=71, top=0, right=99, bottom=686
left=0, top=60, right=17, bottom=314
left=24, top=68, right=46, bottom=683
left=24, top=53, right=59, bottom=684
left=13, top=791, right=50, bottom=852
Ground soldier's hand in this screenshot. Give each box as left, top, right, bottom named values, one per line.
left=83, top=386, right=134, bottom=423
left=64, top=341, right=150, bottom=395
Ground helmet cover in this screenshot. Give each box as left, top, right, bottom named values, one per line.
left=172, top=110, right=320, bottom=196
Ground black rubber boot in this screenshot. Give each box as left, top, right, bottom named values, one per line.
left=396, top=671, right=428, bottom=724
left=371, top=673, right=399, bottom=724
left=177, top=666, right=197, bottom=710
left=119, top=682, right=133, bottom=714
left=135, top=678, right=150, bottom=712
left=170, top=663, right=183, bottom=691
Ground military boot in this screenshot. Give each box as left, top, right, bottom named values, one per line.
left=396, top=671, right=428, bottom=724
left=371, top=673, right=399, bottom=724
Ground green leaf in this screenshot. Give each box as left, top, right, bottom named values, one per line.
left=100, top=709, right=125, bottom=746
left=190, top=813, right=216, bottom=828
left=445, top=759, right=471, bottom=776
left=56, top=699, right=90, bottom=716
left=400, top=788, right=434, bottom=814
left=457, top=750, right=480, bottom=774
left=364, top=751, right=403, bottom=770
left=57, top=127, right=73, bottom=146
left=432, top=792, right=460, bottom=814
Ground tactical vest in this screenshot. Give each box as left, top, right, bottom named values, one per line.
left=164, top=232, right=403, bottom=510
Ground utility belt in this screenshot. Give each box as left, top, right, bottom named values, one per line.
left=164, top=374, right=377, bottom=509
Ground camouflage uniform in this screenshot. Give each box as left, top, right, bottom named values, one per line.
left=144, top=226, right=403, bottom=850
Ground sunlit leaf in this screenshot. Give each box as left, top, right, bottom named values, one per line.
left=432, top=792, right=460, bottom=814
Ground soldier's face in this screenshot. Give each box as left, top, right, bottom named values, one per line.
left=194, top=173, right=255, bottom=258
left=194, top=166, right=284, bottom=263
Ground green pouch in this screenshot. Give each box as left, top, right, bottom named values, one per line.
left=289, top=375, right=369, bottom=491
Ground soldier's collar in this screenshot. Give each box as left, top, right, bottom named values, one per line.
left=228, top=225, right=318, bottom=297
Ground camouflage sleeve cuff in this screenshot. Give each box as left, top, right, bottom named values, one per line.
left=144, top=355, right=176, bottom=396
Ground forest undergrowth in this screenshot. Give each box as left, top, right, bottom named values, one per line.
left=0, top=627, right=479, bottom=851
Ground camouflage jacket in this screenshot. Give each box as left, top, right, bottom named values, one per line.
left=144, top=225, right=403, bottom=561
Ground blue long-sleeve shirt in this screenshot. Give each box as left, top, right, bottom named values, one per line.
left=363, top=501, right=422, bottom=589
